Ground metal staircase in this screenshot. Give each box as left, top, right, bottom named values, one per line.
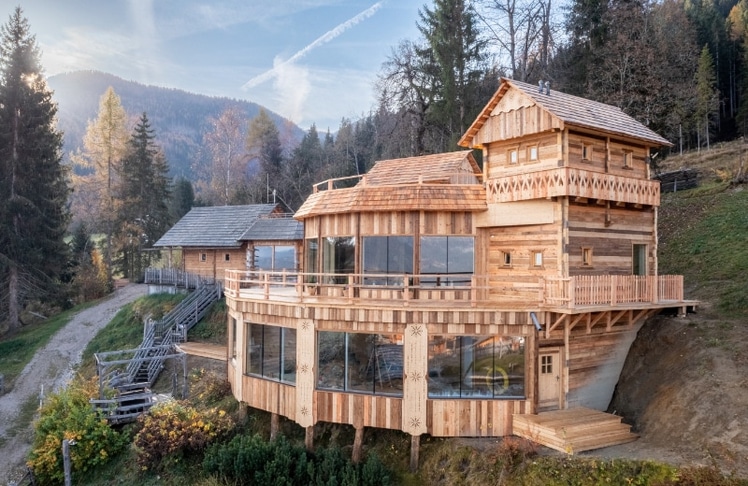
left=92, top=281, right=222, bottom=423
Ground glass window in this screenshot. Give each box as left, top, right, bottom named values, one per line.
left=428, top=335, right=525, bottom=398
left=245, top=323, right=296, bottom=384
left=509, top=149, right=518, bottom=164
left=420, top=236, right=474, bottom=285
left=322, top=236, right=355, bottom=284
left=231, top=317, right=237, bottom=359
left=363, top=236, right=413, bottom=285
left=305, top=239, right=318, bottom=283
left=275, top=246, right=296, bottom=271
left=528, top=146, right=538, bottom=161
left=317, top=331, right=403, bottom=396
left=254, top=246, right=272, bottom=270
left=317, top=331, right=345, bottom=390
left=582, top=247, right=593, bottom=266
left=532, top=251, right=543, bottom=267
left=254, top=245, right=296, bottom=272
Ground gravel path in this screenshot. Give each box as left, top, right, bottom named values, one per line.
left=0, top=284, right=147, bottom=485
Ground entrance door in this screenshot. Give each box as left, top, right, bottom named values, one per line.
left=538, top=348, right=562, bottom=411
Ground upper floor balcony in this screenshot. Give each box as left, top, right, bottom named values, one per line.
left=485, top=167, right=660, bottom=206
left=224, top=270, right=689, bottom=314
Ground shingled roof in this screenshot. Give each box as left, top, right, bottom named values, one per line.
left=295, top=152, right=486, bottom=219
left=154, top=204, right=280, bottom=248
left=239, top=217, right=304, bottom=241
left=459, top=77, right=672, bottom=149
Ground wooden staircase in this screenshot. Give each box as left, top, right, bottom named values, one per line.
left=92, top=280, right=222, bottom=423
left=512, top=408, right=638, bottom=454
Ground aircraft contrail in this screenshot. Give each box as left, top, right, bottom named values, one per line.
left=241, top=1, right=384, bottom=90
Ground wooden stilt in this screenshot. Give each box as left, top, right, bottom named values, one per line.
left=237, top=402, right=248, bottom=422
left=305, top=425, right=314, bottom=451
left=352, top=426, right=364, bottom=463
left=409, top=434, right=420, bottom=473
left=270, top=412, right=279, bottom=440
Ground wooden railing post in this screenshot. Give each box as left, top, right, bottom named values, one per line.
left=568, top=277, right=575, bottom=309
left=610, top=275, right=617, bottom=306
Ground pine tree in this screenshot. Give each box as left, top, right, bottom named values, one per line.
left=246, top=108, right=284, bottom=203
left=0, top=8, right=70, bottom=333
left=695, top=44, right=719, bottom=149
left=114, top=113, right=171, bottom=279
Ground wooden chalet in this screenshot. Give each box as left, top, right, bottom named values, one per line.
left=153, top=204, right=303, bottom=282
left=223, top=78, right=696, bottom=463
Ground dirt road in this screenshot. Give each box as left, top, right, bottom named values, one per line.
left=0, top=284, right=147, bottom=485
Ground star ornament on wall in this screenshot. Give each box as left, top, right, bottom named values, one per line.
left=301, top=321, right=312, bottom=331
left=409, top=324, right=423, bottom=337
left=409, top=417, right=421, bottom=430
left=298, top=363, right=310, bottom=374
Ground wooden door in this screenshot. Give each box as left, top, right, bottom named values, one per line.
left=538, top=348, right=562, bottom=411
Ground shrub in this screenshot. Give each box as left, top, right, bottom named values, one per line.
left=133, top=400, right=234, bottom=472
left=28, top=376, right=130, bottom=485
left=203, top=433, right=392, bottom=485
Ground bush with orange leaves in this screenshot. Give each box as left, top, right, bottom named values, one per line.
left=133, top=400, right=234, bottom=471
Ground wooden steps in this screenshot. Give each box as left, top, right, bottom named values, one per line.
left=513, top=408, right=638, bottom=454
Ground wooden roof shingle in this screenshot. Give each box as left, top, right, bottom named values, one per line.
left=294, top=152, right=486, bottom=219
left=459, top=77, right=672, bottom=149
left=154, top=204, right=280, bottom=248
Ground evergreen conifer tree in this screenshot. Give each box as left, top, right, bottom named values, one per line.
left=114, top=112, right=171, bottom=279
left=0, top=8, right=69, bottom=333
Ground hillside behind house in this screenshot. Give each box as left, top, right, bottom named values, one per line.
left=608, top=140, right=748, bottom=477
left=47, top=71, right=304, bottom=180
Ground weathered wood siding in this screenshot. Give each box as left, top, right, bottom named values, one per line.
left=484, top=133, right=562, bottom=180
left=240, top=375, right=296, bottom=419
left=427, top=399, right=530, bottom=436
left=184, top=247, right=245, bottom=281
left=567, top=203, right=655, bottom=275
left=474, top=91, right=562, bottom=146
left=567, top=131, right=650, bottom=180
left=316, top=392, right=403, bottom=429
left=564, top=326, right=642, bottom=411
left=485, top=222, right=562, bottom=304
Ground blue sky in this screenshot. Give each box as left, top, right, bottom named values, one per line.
left=6, top=1, right=424, bottom=131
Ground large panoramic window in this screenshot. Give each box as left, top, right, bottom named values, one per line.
left=245, top=323, right=296, bottom=384
left=322, top=236, right=355, bottom=284
left=420, top=236, right=474, bottom=285
left=317, top=331, right=403, bottom=396
left=253, top=245, right=296, bottom=272
left=362, top=236, right=414, bottom=286
left=427, top=334, right=525, bottom=398
left=304, top=239, right=318, bottom=283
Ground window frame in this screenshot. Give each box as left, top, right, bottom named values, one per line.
left=200, top=252, right=207, bottom=262
left=623, top=150, right=633, bottom=169
left=582, top=247, right=593, bottom=266
left=527, top=145, right=539, bottom=162
left=508, top=147, right=519, bottom=165
left=531, top=250, right=544, bottom=268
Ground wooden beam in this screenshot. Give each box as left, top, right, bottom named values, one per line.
left=567, top=313, right=586, bottom=332
left=586, top=312, right=606, bottom=333
left=606, top=310, right=628, bottom=331
left=352, top=427, right=365, bottom=464
left=410, top=434, right=421, bottom=473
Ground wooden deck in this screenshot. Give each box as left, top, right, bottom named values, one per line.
left=177, top=342, right=227, bottom=361
left=513, top=408, right=638, bottom=453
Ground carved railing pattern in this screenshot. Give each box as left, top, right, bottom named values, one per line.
left=486, top=168, right=660, bottom=206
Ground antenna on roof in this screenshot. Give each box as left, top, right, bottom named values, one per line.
left=545, top=81, right=550, bottom=96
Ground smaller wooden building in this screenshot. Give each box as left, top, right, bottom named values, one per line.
left=153, top=204, right=303, bottom=281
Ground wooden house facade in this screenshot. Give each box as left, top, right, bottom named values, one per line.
left=223, top=79, right=695, bottom=458
left=153, top=204, right=303, bottom=282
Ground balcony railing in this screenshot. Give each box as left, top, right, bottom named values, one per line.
left=542, top=275, right=684, bottom=309
left=486, top=167, right=660, bottom=206
left=224, top=270, right=687, bottom=311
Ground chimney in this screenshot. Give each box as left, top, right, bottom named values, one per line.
left=538, top=80, right=544, bottom=93
left=545, top=81, right=550, bottom=96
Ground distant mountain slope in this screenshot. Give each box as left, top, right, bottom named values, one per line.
left=47, top=71, right=302, bottom=179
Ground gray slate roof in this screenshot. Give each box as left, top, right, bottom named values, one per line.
left=460, top=77, right=672, bottom=148
left=239, top=218, right=304, bottom=241
left=154, top=204, right=280, bottom=248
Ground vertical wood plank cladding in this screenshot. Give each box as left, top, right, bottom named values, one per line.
left=304, top=217, right=320, bottom=238
left=315, top=392, right=403, bottom=430
left=358, top=212, right=418, bottom=236
left=477, top=102, right=560, bottom=145
left=426, top=399, right=529, bottom=436
left=241, top=376, right=296, bottom=419
left=296, top=319, right=316, bottom=427
left=403, top=324, right=428, bottom=435
left=567, top=204, right=655, bottom=275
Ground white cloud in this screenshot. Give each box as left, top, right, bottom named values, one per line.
left=240, top=1, right=384, bottom=90
left=271, top=58, right=312, bottom=125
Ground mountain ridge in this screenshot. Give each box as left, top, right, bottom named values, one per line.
left=47, top=70, right=303, bottom=180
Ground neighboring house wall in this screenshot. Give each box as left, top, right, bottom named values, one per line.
left=184, top=247, right=245, bottom=281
